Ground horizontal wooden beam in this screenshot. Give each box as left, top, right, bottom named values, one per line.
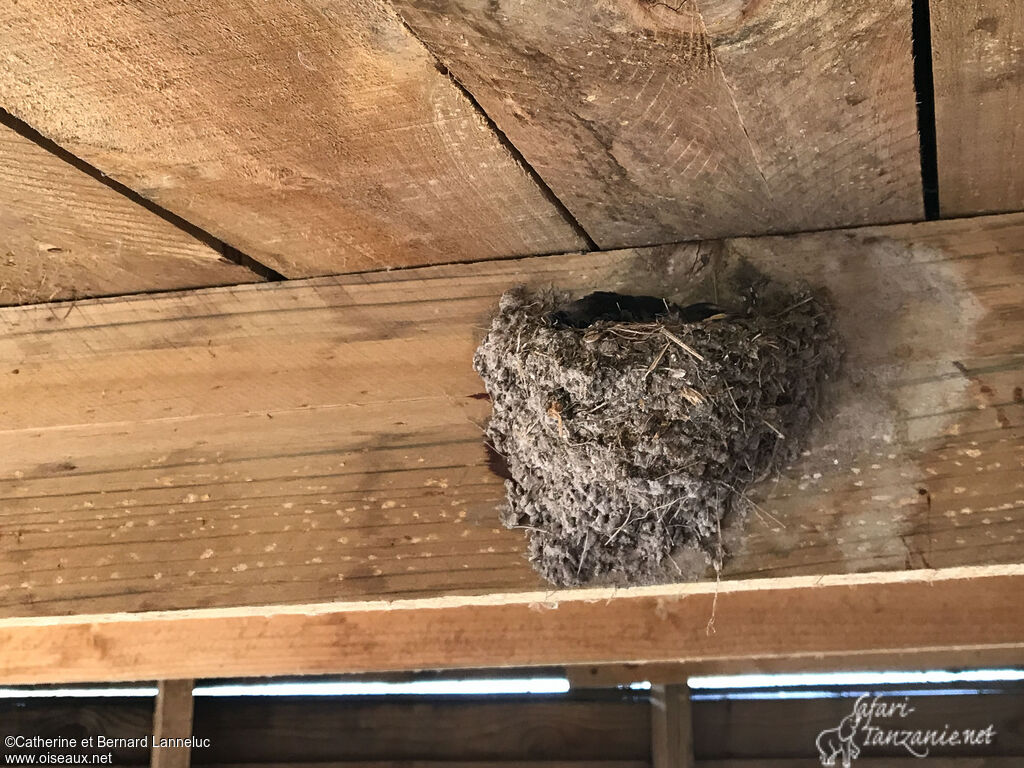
left=192, top=696, right=648, bottom=763
left=694, top=686, right=1024, bottom=761
left=0, top=567, right=1022, bottom=684
left=0, top=212, right=1022, bottom=681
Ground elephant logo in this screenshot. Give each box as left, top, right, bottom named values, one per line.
left=816, top=710, right=862, bottom=767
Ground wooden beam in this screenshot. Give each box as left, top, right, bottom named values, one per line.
left=0, top=213, right=1021, bottom=618
left=152, top=680, right=195, bottom=768
left=0, top=121, right=259, bottom=306
left=0, top=567, right=1023, bottom=684
left=694, top=688, right=1024, bottom=761
left=0, top=0, right=586, bottom=277
left=932, top=0, right=1024, bottom=217
left=191, top=696, right=649, bottom=763
left=652, top=685, right=694, bottom=768
left=0, top=213, right=1021, bottom=681
left=393, top=0, right=922, bottom=247
left=0, top=698, right=152, bottom=765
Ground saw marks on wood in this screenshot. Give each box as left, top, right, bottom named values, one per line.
left=0, top=0, right=586, bottom=277
left=3, top=571, right=1024, bottom=683
left=932, top=0, right=1024, bottom=216
left=0, top=214, right=1021, bottom=617
left=393, top=0, right=923, bottom=248
left=0, top=123, right=259, bottom=306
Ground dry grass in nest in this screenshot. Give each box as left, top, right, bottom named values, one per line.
left=474, top=286, right=842, bottom=587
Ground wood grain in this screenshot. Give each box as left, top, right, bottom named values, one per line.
left=191, top=697, right=649, bottom=763
left=0, top=698, right=153, bottom=764
left=392, top=0, right=923, bottom=248
left=153, top=680, right=195, bottom=768
left=651, top=685, right=694, bottom=768
left=0, top=569, right=1022, bottom=683
left=932, top=0, right=1024, bottom=216
left=694, top=693, right=1023, bottom=759
left=0, top=0, right=586, bottom=277
left=0, top=213, right=1020, bottom=618
left=0, top=123, right=259, bottom=306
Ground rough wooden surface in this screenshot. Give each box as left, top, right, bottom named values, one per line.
left=651, top=685, right=693, bottom=768
left=0, top=698, right=153, bottom=764
left=191, top=697, right=649, bottom=763
left=393, top=0, right=923, bottom=248
left=0, top=123, right=258, bottom=306
left=695, top=692, right=1024, bottom=759
left=0, top=568, right=1022, bottom=683
left=0, top=0, right=585, bottom=277
left=153, top=680, right=195, bottom=768
left=932, top=0, right=1024, bottom=216
left=0, top=213, right=1020, bottom=618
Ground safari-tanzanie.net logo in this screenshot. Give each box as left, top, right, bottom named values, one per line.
left=815, top=693, right=996, bottom=767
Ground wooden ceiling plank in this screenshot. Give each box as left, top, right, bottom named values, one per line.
left=0, top=123, right=260, bottom=306
left=391, top=0, right=923, bottom=248
left=0, top=569, right=1022, bottom=684
left=0, top=0, right=586, bottom=277
left=0, top=213, right=1020, bottom=621
left=932, top=0, right=1024, bottom=216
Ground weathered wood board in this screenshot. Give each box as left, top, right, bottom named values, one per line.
left=392, top=0, right=924, bottom=248
left=152, top=680, right=194, bottom=768
left=191, top=697, right=650, bottom=763
left=932, top=0, right=1024, bottom=217
left=694, top=692, right=1024, bottom=760
left=0, top=698, right=152, bottom=764
left=1, top=569, right=1022, bottom=683
left=0, top=213, right=1021, bottom=621
left=0, top=0, right=586, bottom=277
left=0, top=123, right=259, bottom=306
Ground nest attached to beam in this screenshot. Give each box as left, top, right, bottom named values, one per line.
left=473, top=287, right=842, bottom=587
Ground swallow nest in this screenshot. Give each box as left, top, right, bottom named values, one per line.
left=473, top=287, right=842, bottom=587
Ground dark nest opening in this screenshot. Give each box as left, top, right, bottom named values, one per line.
left=473, top=287, right=843, bottom=587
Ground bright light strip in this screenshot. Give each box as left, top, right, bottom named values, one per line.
left=193, top=677, right=571, bottom=697
left=688, top=668, right=1024, bottom=690
left=692, top=687, right=1001, bottom=701
left=0, top=687, right=158, bottom=699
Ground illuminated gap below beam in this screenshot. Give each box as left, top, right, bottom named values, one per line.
left=687, top=669, right=1024, bottom=690
left=192, top=677, right=572, bottom=697
left=0, top=687, right=158, bottom=698
left=691, top=687, right=1008, bottom=701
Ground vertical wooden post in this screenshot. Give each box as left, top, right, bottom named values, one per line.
left=152, top=679, right=195, bottom=768
left=651, top=683, right=694, bottom=768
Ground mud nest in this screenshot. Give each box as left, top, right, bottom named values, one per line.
left=473, top=287, right=843, bottom=587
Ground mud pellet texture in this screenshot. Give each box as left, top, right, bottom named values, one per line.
left=473, top=287, right=843, bottom=587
